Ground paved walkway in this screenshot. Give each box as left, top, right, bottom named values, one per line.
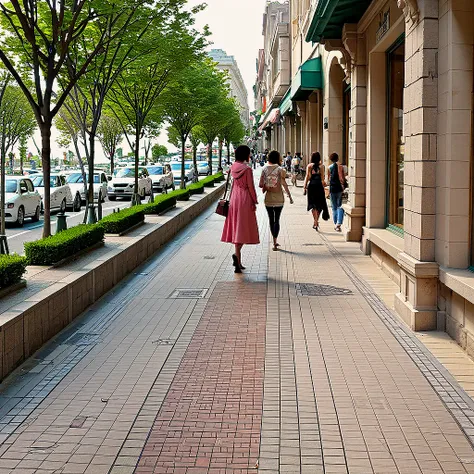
left=0, top=172, right=474, bottom=473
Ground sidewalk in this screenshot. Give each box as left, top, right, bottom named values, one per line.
left=0, top=173, right=473, bottom=473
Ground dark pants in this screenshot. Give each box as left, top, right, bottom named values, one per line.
left=266, top=206, right=283, bottom=239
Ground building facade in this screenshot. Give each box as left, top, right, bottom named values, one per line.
left=255, top=0, right=474, bottom=357
left=208, top=49, right=250, bottom=129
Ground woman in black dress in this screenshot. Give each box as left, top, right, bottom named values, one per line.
left=303, top=152, right=329, bottom=230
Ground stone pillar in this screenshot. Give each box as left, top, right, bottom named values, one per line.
left=394, top=0, right=440, bottom=331
left=284, top=116, right=292, bottom=154
left=341, top=25, right=367, bottom=242
left=296, top=101, right=306, bottom=164
left=308, top=93, right=320, bottom=157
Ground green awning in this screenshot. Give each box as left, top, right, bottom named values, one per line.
left=305, top=0, right=371, bottom=43
left=279, top=88, right=292, bottom=115
left=290, top=57, right=323, bottom=101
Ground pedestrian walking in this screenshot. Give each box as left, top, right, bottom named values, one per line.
left=259, top=150, right=293, bottom=251
left=291, top=152, right=301, bottom=186
left=285, top=152, right=292, bottom=173
left=327, top=152, right=346, bottom=232
left=303, top=152, right=329, bottom=230
left=221, top=145, right=259, bottom=273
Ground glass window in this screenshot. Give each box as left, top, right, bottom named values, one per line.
left=387, top=41, right=405, bottom=229
left=114, top=168, right=135, bottom=178
left=26, top=179, right=34, bottom=192
left=4, top=180, right=17, bottom=193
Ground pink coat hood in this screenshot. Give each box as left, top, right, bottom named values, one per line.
left=231, top=162, right=249, bottom=179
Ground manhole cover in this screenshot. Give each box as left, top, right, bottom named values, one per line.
left=152, top=338, right=176, bottom=345
left=70, top=416, right=88, bottom=428
left=296, top=283, right=353, bottom=297
left=169, top=288, right=208, bottom=299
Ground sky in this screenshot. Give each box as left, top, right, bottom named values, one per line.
left=26, top=0, right=268, bottom=163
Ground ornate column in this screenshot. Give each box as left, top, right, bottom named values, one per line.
left=394, top=0, right=440, bottom=331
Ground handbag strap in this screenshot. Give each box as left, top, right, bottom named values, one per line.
left=223, top=170, right=232, bottom=198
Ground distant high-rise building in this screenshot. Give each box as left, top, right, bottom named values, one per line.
left=208, top=49, right=250, bottom=129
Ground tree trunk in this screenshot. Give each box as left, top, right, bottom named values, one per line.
left=218, top=139, right=223, bottom=171
left=132, top=126, right=141, bottom=206
left=40, top=123, right=52, bottom=238
left=227, top=143, right=231, bottom=164
left=180, top=139, right=186, bottom=190
left=0, top=143, right=6, bottom=236
left=207, top=142, right=213, bottom=175
left=110, top=151, right=115, bottom=175
left=87, top=133, right=96, bottom=223
left=192, top=145, right=197, bottom=180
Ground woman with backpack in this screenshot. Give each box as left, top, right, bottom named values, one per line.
left=327, top=152, right=346, bottom=232
left=259, top=150, right=293, bottom=251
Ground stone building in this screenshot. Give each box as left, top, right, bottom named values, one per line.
left=208, top=49, right=250, bottom=128
left=255, top=0, right=474, bottom=357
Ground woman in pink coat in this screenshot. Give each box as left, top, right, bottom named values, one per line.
left=221, top=145, right=259, bottom=273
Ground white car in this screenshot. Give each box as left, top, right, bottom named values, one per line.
left=4, top=176, right=41, bottom=226
left=108, top=167, right=152, bottom=201
left=146, top=164, right=175, bottom=194
left=66, top=171, right=108, bottom=208
left=197, top=162, right=210, bottom=176
left=31, top=174, right=74, bottom=214
left=170, top=162, right=197, bottom=183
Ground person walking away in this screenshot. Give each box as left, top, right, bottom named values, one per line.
left=291, top=153, right=301, bottom=186
left=259, top=150, right=293, bottom=251
left=285, top=152, right=292, bottom=173
left=221, top=145, right=259, bottom=273
left=327, top=152, right=345, bottom=232
left=303, top=152, right=329, bottom=230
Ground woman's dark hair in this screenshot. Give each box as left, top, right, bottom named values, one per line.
left=235, top=145, right=250, bottom=162
left=268, top=150, right=281, bottom=165
left=329, top=152, right=339, bottom=163
left=311, top=152, right=321, bottom=166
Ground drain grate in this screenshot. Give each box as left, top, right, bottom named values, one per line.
left=169, top=288, right=208, bottom=299
left=152, top=338, right=176, bottom=345
left=296, top=283, right=353, bottom=297
left=203, top=256, right=216, bottom=260
left=302, top=243, right=323, bottom=246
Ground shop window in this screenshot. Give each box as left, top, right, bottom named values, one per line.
left=470, top=57, right=474, bottom=269
left=387, top=40, right=405, bottom=231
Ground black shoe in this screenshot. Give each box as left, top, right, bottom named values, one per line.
left=232, top=254, right=245, bottom=271
left=234, top=266, right=242, bottom=274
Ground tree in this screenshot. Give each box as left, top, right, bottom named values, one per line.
left=221, top=111, right=246, bottom=166
left=152, top=144, right=168, bottom=161
left=0, top=0, right=145, bottom=237
left=109, top=15, right=207, bottom=204
left=162, top=61, right=222, bottom=188
left=0, top=83, right=36, bottom=246
left=98, top=114, right=123, bottom=174
left=189, top=131, right=201, bottom=174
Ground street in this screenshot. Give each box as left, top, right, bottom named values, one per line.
left=6, top=199, right=130, bottom=255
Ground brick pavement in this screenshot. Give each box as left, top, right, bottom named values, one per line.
left=0, top=172, right=473, bottom=473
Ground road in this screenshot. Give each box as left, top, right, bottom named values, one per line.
left=6, top=199, right=131, bottom=255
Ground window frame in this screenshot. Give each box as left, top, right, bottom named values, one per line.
left=385, top=34, right=406, bottom=235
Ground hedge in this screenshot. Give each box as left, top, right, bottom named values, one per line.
left=142, top=194, right=177, bottom=214
left=25, top=225, right=104, bottom=266
left=98, top=206, right=145, bottom=234
left=214, top=172, right=225, bottom=183
left=167, top=188, right=191, bottom=201
left=188, top=181, right=204, bottom=195
left=0, top=254, right=27, bottom=288
left=201, top=175, right=216, bottom=188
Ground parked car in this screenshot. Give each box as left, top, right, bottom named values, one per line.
left=108, top=167, right=152, bottom=201
left=22, top=169, right=41, bottom=176
left=66, top=170, right=108, bottom=207
left=170, top=161, right=197, bottom=183
left=146, top=164, right=175, bottom=193
left=31, top=174, right=74, bottom=213
left=3, top=176, right=42, bottom=226
left=197, top=162, right=210, bottom=176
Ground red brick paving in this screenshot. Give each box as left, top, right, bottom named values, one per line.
left=136, top=281, right=267, bottom=473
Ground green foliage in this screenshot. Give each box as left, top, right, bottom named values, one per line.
left=98, top=207, right=145, bottom=235
left=214, top=172, right=225, bottom=183
left=167, top=188, right=191, bottom=201
left=25, top=225, right=104, bottom=266
left=201, top=175, right=216, bottom=188
left=152, top=144, right=168, bottom=160
left=188, top=181, right=204, bottom=195
left=0, top=254, right=27, bottom=288
left=141, top=194, right=177, bottom=214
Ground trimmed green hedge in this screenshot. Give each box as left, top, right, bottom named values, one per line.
left=188, top=181, right=205, bottom=195
left=98, top=206, right=144, bottom=234
left=142, top=194, right=177, bottom=214
left=0, top=254, right=27, bottom=288
left=214, top=172, right=225, bottom=183
left=168, top=188, right=191, bottom=201
left=201, top=175, right=216, bottom=188
left=25, top=225, right=104, bottom=266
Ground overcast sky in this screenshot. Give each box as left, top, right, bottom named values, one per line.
left=29, top=0, right=268, bottom=161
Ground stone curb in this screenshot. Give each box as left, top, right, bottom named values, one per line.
left=0, top=183, right=225, bottom=382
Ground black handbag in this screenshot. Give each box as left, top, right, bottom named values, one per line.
left=215, top=171, right=233, bottom=217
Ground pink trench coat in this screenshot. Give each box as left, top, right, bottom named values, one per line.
left=221, top=162, right=260, bottom=245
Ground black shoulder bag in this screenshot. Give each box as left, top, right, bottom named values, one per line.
left=215, top=171, right=233, bottom=217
